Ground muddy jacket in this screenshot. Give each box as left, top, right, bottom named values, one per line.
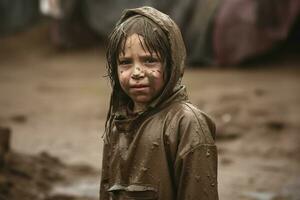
left=100, top=6, right=218, bottom=200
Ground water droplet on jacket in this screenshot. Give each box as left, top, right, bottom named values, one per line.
left=141, top=167, right=148, bottom=172
left=211, top=183, right=215, bottom=187
left=195, top=175, right=201, bottom=182
left=152, top=142, right=159, bottom=148
left=206, top=149, right=210, bottom=157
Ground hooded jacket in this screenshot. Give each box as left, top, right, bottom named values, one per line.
left=100, top=6, right=218, bottom=200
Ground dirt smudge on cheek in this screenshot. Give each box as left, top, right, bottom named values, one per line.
left=145, top=70, right=157, bottom=85
left=151, top=69, right=166, bottom=81
left=144, top=71, right=157, bottom=94
left=145, top=69, right=160, bottom=80
left=156, top=69, right=166, bottom=82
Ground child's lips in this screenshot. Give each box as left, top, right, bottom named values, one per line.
left=130, top=84, right=149, bottom=92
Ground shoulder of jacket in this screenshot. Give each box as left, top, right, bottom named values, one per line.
left=160, top=101, right=215, bottom=138
left=172, top=102, right=216, bottom=142
left=182, top=102, right=216, bottom=140
left=151, top=101, right=216, bottom=139
left=164, top=101, right=213, bottom=122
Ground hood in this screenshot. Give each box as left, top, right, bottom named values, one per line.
left=109, top=6, right=186, bottom=117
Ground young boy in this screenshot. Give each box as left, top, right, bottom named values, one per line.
left=100, top=6, right=218, bottom=200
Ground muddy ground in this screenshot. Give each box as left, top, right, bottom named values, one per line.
left=0, top=25, right=300, bottom=200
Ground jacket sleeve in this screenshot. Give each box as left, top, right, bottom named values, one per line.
left=172, top=107, right=219, bottom=200
left=175, top=144, right=218, bottom=200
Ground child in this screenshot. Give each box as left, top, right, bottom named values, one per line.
left=100, top=6, right=218, bottom=200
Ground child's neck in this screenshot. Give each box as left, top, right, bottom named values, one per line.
left=133, top=103, right=147, bottom=113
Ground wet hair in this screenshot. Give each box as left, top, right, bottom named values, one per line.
left=106, top=14, right=171, bottom=87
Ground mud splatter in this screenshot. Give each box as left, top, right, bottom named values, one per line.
left=10, top=115, right=27, bottom=124
left=206, top=149, right=210, bottom=157
left=265, top=120, right=285, bottom=131
left=195, top=175, right=201, bottom=182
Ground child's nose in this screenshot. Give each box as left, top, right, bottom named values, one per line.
left=131, top=64, right=145, bottom=79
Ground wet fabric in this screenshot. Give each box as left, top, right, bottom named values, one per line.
left=213, top=0, right=300, bottom=65
left=100, top=6, right=218, bottom=200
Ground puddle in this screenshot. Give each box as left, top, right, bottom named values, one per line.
left=281, top=178, right=300, bottom=200
left=242, top=191, right=294, bottom=200
left=242, top=191, right=276, bottom=200
left=50, top=178, right=99, bottom=199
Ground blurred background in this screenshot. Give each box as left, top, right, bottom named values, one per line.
left=0, top=0, right=300, bottom=200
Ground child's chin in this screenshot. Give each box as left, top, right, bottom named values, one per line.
left=133, top=97, right=151, bottom=105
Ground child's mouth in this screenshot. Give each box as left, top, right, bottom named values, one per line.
left=130, top=84, right=149, bottom=92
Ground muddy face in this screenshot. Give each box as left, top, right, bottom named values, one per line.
left=117, top=34, right=166, bottom=112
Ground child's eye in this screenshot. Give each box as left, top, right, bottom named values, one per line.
left=144, top=57, right=159, bottom=64
left=118, top=59, right=131, bottom=66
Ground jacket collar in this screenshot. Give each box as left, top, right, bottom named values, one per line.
left=114, top=85, right=188, bottom=132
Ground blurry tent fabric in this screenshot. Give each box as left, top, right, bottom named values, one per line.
left=82, top=0, right=163, bottom=38
left=213, top=0, right=300, bottom=65
left=40, top=0, right=99, bottom=48
left=169, top=0, right=220, bottom=65
left=45, top=0, right=300, bottom=66
left=81, top=0, right=221, bottom=65
left=40, top=0, right=63, bottom=19
left=0, top=0, right=39, bottom=36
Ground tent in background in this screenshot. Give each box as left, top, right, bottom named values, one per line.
left=0, top=0, right=39, bottom=36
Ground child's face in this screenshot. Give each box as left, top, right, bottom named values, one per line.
left=117, top=33, right=166, bottom=111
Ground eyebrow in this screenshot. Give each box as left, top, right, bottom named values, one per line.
left=119, top=52, right=159, bottom=59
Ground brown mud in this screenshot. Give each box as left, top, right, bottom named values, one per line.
left=0, top=25, right=300, bottom=200
left=0, top=147, right=98, bottom=200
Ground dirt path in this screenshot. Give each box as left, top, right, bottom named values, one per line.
left=0, top=25, right=300, bottom=199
